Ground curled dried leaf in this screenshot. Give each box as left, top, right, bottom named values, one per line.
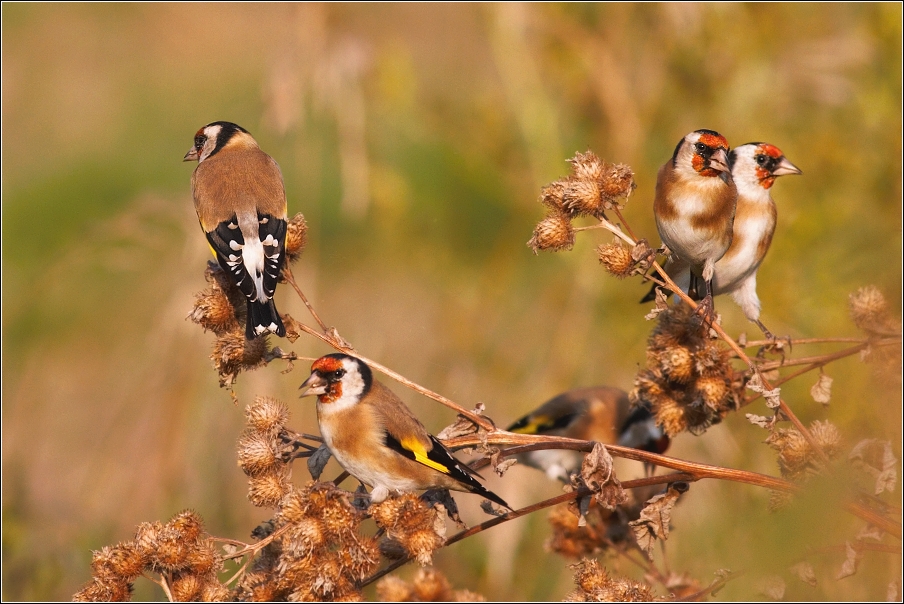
left=578, top=443, right=627, bottom=511
left=628, top=486, right=682, bottom=560
left=849, top=439, right=898, bottom=495
left=790, top=561, right=818, bottom=587
left=747, top=372, right=782, bottom=409
left=757, top=575, right=786, bottom=600
left=836, top=541, right=861, bottom=580
left=810, top=372, right=833, bottom=406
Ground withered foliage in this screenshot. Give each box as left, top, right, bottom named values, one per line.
left=528, top=151, right=635, bottom=253
left=73, top=510, right=228, bottom=602
left=564, top=558, right=659, bottom=602
left=630, top=304, right=740, bottom=436
left=376, top=568, right=486, bottom=602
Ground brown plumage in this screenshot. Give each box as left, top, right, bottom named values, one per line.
left=652, top=129, right=738, bottom=317
left=507, top=386, right=669, bottom=481
left=184, top=122, right=288, bottom=339
left=299, top=354, right=509, bottom=508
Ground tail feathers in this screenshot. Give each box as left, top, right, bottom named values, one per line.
left=246, top=299, right=286, bottom=339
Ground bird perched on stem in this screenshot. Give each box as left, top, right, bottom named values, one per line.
left=652, top=129, right=738, bottom=322
left=507, top=386, right=670, bottom=482
left=184, top=121, right=287, bottom=339
left=644, top=142, right=801, bottom=338
left=299, top=353, right=509, bottom=508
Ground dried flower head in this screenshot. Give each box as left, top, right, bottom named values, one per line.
left=563, top=179, right=603, bottom=216
left=565, top=558, right=658, bottom=602
left=248, top=468, right=291, bottom=508
left=245, top=396, right=291, bottom=436
left=540, top=180, right=568, bottom=211
left=169, top=509, right=204, bottom=542
left=528, top=211, right=575, bottom=253
left=597, top=243, right=635, bottom=278
left=766, top=420, right=842, bottom=482
left=212, top=328, right=269, bottom=386
left=189, top=285, right=241, bottom=334
left=134, top=521, right=164, bottom=554
left=73, top=577, right=133, bottom=602
left=570, top=151, right=606, bottom=181
left=170, top=572, right=204, bottom=602
left=849, top=286, right=901, bottom=335
left=285, top=212, right=309, bottom=263
left=371, top=494, right=445, bottom=566
left=238, top=429, right=280, bottom=477
left=631, top=304, right=737, bottom=436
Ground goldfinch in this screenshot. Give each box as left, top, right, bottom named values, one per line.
left=184, top=121, right=287, bottom=339
left=299, top=353, right=509, bottom=508
left=507, top=386, right=670, bottom=482
left=644, top=142, right=800, bottom=338
left=652, top=129, right=738, bottom=319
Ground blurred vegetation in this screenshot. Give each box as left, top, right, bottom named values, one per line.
left=2, top=3, right=901, bottom=601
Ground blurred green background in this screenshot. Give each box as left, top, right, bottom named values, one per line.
left=3, top=4, right=901, bottom=601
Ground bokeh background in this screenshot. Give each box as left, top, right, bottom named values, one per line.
left=3, top=3, right=901, bottom=601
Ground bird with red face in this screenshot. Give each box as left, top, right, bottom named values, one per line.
left=645, top=142, right=801, bottom=338
left=652, top=129, right=738, bottom=322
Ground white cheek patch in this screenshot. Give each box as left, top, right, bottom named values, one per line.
left=198, top=124, right=222, bottom=162
left=318, top=360, right=367, bottom=415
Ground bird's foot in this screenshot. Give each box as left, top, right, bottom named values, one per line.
left=692, top=295, right=716, bottom=330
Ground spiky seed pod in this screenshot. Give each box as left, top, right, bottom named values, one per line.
left=694, top=340, right=730, bottom=377
left=570, top=151, right=605, bottom=181
left=91, top=543, right=145, bottom=581
left=185, top=542, right=220, bottom=575
left=659, top=345, right=694, bottom=383
left=237, top=429, right=280, bottom=477
left=376, top=575, right=414, bottom=602
left=597, top=243, right=634, bottom=278
left=412, top=568, right=453, bottom=602
left=766, top=428, right=812, bottom=480
left=169, top=509, right=204, bottom=543
left=285, top=212, right=309, bottom=263
left=212, top=329, right=269, bottom=382
left=170, top=572, right=204, bottom=602
left=809, top=420, right=843, bottom=459
left=133, top=521, right=163, bottom=554
left=600, top=163, right=636, bottom=200
left=696, top=375, right=731, bottom=411
left=563, top=179, right=602, bottom=216
left=73, top=577, right=133, bottom=602
left=236, top=570, right=281, bottom=602
left=540, top=180, right=568, bottom=211
left=310, top=484, right=362, bottom=541
left=198, top=580, right=232, bottom=603
left=545, top=503, right=608, bottom=559
left=277, top=486, right=308, bottom=524
left=248, top=470, right=291, bottom=508
left=568, top=559, right=657, bottom=603
left=651, top=394, right=691, bottom=437
left=528, top=212, right=575, bottom=253
left=189, top=286, right=241, bottom=334
left=153, top=527, right=190, bottom=571
left=849, top=285, right=899, bottom=334
left=245, top=396, right=291, bottom=436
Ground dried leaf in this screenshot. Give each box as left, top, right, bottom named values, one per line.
left=628, top=486, right=682, bottom=560
left=836, top=541, right=861, bottom=580
left=810, top=373, right=833, bottom=405
left=849, top=439, right=898, bottom=495
left=479, top=500, right=505, bottom=517
left=747, top=372, right=782, bottom=409
left=579, top=443, right=627, bottom=510
left=790, top=561, right=818, bottom=587
left=631, top=238, right=652, bottom=262
left=746, top=414, right=774, bottom=429
left=307, top=444, right=332, bottom=480
left=856, top=524, right=884, bottom=542
left=437, top=404, right=486, bottom=440
left=757, top=575, right=786, bottom=600
left=645, top=287, right=670, bottom=321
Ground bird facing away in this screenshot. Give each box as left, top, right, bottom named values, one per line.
left=507, top=386, right=670, bottom=482
left=184, top=121, right=288, bottom=339
left=644, top=142, right=801, bottom=338
left=653, top=129, right=738, bottom=319
left=299, top=353, right=509, bottom=508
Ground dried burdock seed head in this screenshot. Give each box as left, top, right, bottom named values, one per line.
left=185, top=542, right=220, bottom=575
left=600, top=163, right=636, bottom=200
left=92, top=543, right=145, bottom=581
left=153, top=527, right=190, bottom=571
left=694, top=340, right=731, bottom=377
left=849, top=285, right=901, bottom=335
left=540, top=180, right=568, bottom=211
left=659, top=345, right=694, bottom=383
left=73, top=577, right=133, bottom=602
left=248, top=469, right=291, bottom=508
left=285, top=212, right=309, bottom=263
left=189, top=286, right=241, bottom=334
left=528, top=211, right=575, bottom=254
left=570, top=150, right=605, bottom=181
left=169, top=509, right=204, bottom=543
left=412, top=568, right=453, bottom=602
left=809, top=420, right=843, bottom=459
left=199, top=580, right=232, bottom=603
left=237, top=429, right=280, bottom=477
left=212, top=329, right=269, bottom=385
left=376, top=575, right=414, bottom=602
left=696, top=375, right=732, bottom=411
left=370, top=494, right=444, bottom=566
left=245, top=396, right=290, bottom=436
left=133, top=521, right=163, bottom=554
left=546, top=503, right=608, bottom=559
left=597, top=243, right=634, bottom=278
left=566, top=558, right=658, bottom=602
left=236, top=570, right=281, bottom=602
left=766, top=428, right=813, bottom=481
left=563, top=179, right=603, bottom=216
left=170, top=572, right=204, bottom=602
left=306, top=481, right=363, bottom=541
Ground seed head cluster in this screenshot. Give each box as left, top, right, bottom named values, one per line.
left=766, top=420, right=843, bottom=483
left=529, top=151, right=635, bottom=253
left=376, top=568, right=486, bottom=602
left=630, top=304, right=739, bottom=436
left=73, top=510, right=227, bottom=602
left=238, top=396, right=294, bottom=508
left=370, top=494, right=446, bottom=566
left=564, top=558, right=659, bottom=602
left=545, top=498, right=640, bottom=559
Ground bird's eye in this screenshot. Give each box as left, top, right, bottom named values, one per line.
left=694, top=142, right=707, bottom=154
left=334, top=369, right=346, bottom=379
left=194, top=135, right=205, bottom=149
left=756, top=154, right=768, bottom=166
